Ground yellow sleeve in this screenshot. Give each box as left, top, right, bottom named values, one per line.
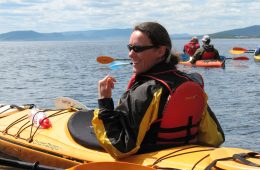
left=198, top=93, right=225, bottom=146
left=92, top=89, right=163, bottom=159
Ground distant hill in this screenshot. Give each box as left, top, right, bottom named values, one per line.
left=0, top=29, right=132, bottom=41
left=0, top=29, right=192, bottom=41
left=210, top=25, right=260, bottom=38
left=0, top=30, right=64, bottom=41
left=0, top=25, right=259, bottom=41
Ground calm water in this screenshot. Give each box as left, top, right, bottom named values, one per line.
left=0, top=39, right=259, bottom=153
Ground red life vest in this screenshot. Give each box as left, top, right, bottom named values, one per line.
left=184, top=42, right=200, bottom=56
left=126, top=74, right=136, bottom=90
left=127, top=71, right=205, bottom=145
left=143, top=73, right=205, bottom=145
left=157, top=81, right=205, bottom=145
left=201, top=51, right=216, bottom=60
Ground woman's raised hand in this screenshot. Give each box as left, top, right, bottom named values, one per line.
left=98, top=75, right=117, bottom=99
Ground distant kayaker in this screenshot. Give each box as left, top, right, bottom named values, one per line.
left=94, top=22, right=225, bottom=159
left=190, top=35, right=221, bottom=64
left=254, top=45, right=260, bottom=56
left=183, top=36, right=200, bottom=56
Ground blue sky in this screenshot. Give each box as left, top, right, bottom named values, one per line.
left=0, top=0, right=260, bottom=35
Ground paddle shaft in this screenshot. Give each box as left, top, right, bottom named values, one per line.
left=220, top=55, right=249, bottom=60
left=0, top=157, right=62, bottom=170
left=244, top=51, right=254, bottom=53
left=231, top=47, right=254, bottom=54
left=115, top=58, right=131, bottom=61
left=225, top=56, right=249, bottom=60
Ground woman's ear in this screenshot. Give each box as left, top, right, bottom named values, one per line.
left=158, top=46, right=167, bottom=58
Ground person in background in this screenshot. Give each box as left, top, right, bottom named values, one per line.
left=190, top=35, right=221, bottom=64
left=254, top=45, right=260, bottom=56
left=183, top=36, right=200, bottom=56
left=93, top=22, right=224, bottom=159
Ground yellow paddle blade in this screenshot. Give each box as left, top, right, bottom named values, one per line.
left=96, top=56, right=115, bottom=64
left=229, top=50, right=245, bottom=55
left=230, top=47, right=255, bottom=55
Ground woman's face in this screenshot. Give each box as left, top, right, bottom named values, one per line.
left=128, top=30, right=166, bottom=75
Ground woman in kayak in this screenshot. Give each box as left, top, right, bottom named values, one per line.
left=93, top=22, right=225, bottom=159
left=183, top=36, right=200, bottom=56
left=190, top=35, right=221, bottom=64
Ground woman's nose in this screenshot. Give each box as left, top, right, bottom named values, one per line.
left=128, top=50, right=136, bottom=59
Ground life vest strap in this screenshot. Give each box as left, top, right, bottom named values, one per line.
left=157, top=132, right=198, bottom=142
left=158, top=120, right=200, bottom=133
left=158, top=116, right=199, bottom=144
left=143, top=74, right=172, bottom=93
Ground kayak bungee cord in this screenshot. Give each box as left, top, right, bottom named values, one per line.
left=152, top=145, right=200, bottom=165
left=152, top=145, right=214, bottom=170
left=1, top=114, right=28, bottom=135
left=28, top=109, right=71, bottom=143
left=0, top=108, right=71, bottom=143
left=191, top=154, right=210, bottom=170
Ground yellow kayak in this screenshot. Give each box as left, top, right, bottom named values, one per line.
left=254, top=55, right=260, bottom=62
left=0, top=104, right=259, bottom=170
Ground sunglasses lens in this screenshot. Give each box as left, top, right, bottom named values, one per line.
left=127, top=44, right=156, bottom=53
left=127, top=45, right=133, bottom=51
left=134, top=46, right=142, bottom=52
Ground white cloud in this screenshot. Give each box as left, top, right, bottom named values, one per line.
left=0, top=0, right=260, bottom=34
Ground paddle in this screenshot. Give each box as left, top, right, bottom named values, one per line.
left=0, top=104, right=35, bottom=118
left=0, top=157, right=155, bottom=170
left=180, top=53, right=190, bottom=61
left=108, top=61, right=132, bottom=70
left=220, top=56, right=249, bottom=60
left=98, top=55, right=248, bottom=70
left=54, top=97, right=89, bottom=111
left=0, top=157, right=59, bottom=170
left=97, top=56, right=130, bottom=64
left=229, top=47, right=255, bottom=55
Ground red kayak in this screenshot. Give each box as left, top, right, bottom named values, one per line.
left=179, top=60, right=225, bottom=68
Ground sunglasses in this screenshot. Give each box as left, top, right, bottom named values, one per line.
left=127, top=44, right=156, bottom=53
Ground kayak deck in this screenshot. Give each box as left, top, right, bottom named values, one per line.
left=254, top=55, right=260, bottom=62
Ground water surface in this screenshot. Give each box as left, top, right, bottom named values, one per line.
left=0, top=39, right=259, bottom=152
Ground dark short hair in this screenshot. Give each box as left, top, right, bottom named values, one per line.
left=133, top=22, right=179, bottom=65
